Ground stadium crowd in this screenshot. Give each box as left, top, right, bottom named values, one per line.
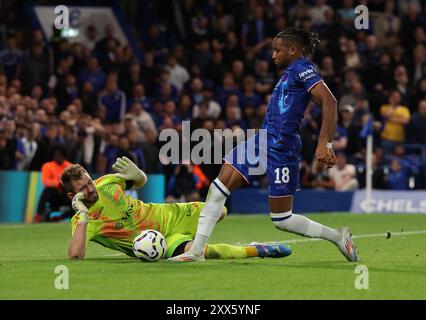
left=1, top=0, right=426, bottom=214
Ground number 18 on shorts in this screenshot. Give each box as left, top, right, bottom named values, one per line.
left=268, top=163, right=300, bottom=197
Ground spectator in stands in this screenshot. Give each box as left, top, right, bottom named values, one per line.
left=94, top=24, right=121, bottom=58
left=153, top=68, right=179, bottom=102
left=332, top=122, right=348, bottom=153
left=128, top=83, right=151, bottom=112
left=120, top=62, right=142, bottom=99
left=215, top=72, right=241, bottom=109
left=357, top=151, right=387, bottom=190
left=129, top=102, right=157, bottom=139
left=0, top=130, right=13, bottom=170
left=79, top=115, right=103, bottom=173
left=380, top=89, right=411, bottom=153
left=407, top=99, right=426, bottom=143
left=81, top=24, right=97, bottom=52
left=166, top=164, right=200, bottom=202
left=230, top=60, right=245, bottom=88
left=2, top=119, right=24, bottom=170
left=99, top=132, right=119, bottom=174
left=309, top=0, right=332, bottom=26
left=20, top=42, right=50, bottom=95
left=191, top=39, right=212, bottom=71
left=140, top=50, right=159, bottom=94
left=140, top=128, right=161, bottom=173
left=394, top=65, right=413, bottom=109
left=309, top=157, right=334, bottom=190
left=98, top=73, right=126, bottom=123
left=205, top=50, right=226, bottom=86
left=20, top=122, right=38, bottom=170
left=34, top=145, right=71, bottom=222
left=414, top=77, right=426, bottom=107
left=241, top=5, right=272, bottom=51
left=222, top=31, right=243, bottom=68
left=78, top=57, right=106, bottom=94
left=318, top=56, right=339, bottom=94
left=400, top=2, right=425, bottom=53
left=344, top=40, right=362, bottom=71
left=409, top=44, right=425, bottom=87
left=254, top=60, right=274, bottom=97
left=328, top=152, right=359, bottom=191
left=28, top=122, right=57, bottom=170
left=386, top=158, right=410, bottom=190
left=241, top=75, right=262, bottom=110
left=0, top=34, right=23, bottom=81
left=189, top=77, right=204, bottom=105
left=166, top=53, right=190, bottom=92
left=48, top=56, right=73, bottom=111
left=339, top=105, right=363, bottom=161
left=362, top=35, right=383, bottom=69
left=79, top=81, right=97, bottom=116
left=338, top=81, right=367, bottom=111
left=374, top=0, right=401, bottom=44
left=337, top=0, right=356, bottom=33
left=175, top=93, right=193, bottom=122
left=116, top=134, right=145, bottom=172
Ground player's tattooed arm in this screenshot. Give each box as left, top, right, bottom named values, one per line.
left=309, top=81, right=337, bottom=168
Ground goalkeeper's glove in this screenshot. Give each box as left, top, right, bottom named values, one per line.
left=112, top=156, right=147, bottom=188
left=72, top=192, right=88, bottom=224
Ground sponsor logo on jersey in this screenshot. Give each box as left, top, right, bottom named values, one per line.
left=298, top=68, right=314, bottom=79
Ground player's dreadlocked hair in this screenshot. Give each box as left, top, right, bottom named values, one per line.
left=275, top=28, right=320, bottom=55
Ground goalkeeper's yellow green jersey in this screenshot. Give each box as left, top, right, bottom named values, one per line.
left=71, top=175, right=203, bottom=257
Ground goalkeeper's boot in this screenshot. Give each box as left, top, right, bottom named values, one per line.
left=250, top=242, right=292, bottom=258
left=335, top=226, right=358, bottom=262
left=167, top=251, right=206, bottom=262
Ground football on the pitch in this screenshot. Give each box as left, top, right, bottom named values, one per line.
left=132, top=230, right=167, bottom=262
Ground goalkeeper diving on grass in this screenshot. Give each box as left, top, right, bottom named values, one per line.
left=63, top=156, right=292, bottom=260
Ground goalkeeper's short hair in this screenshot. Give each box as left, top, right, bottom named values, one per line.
left=61, top=164, right=89, bottom=192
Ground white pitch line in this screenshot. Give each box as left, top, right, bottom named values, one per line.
left=101, top=253, right=125, bottom=257
left=276, top=230, right=426, bottom=244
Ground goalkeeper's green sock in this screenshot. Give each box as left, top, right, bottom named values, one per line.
left=204, top=244, right=258, bottom=259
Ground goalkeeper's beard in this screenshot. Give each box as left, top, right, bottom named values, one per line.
left=84, top=191, right=98, bottom=207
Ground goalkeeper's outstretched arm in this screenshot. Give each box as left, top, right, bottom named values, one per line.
left=68, top=223, right=87, bottom=259
left=112, top=156, right=148, bottom=189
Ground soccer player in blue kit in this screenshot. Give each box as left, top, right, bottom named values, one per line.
left=169, top=28, right=358, bottom=262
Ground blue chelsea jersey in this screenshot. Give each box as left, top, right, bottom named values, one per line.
left=262, top=57, right=323, bottom=149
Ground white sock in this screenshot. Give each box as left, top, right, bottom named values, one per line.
left=271, top=211, right=341, bottom=243
left=190, top=179, right=230, bottom=256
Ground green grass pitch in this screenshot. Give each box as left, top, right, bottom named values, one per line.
left=1, top=213, right=425, bottom=300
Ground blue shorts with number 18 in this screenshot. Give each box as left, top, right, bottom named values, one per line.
left=223, top=133, right=301, bottom=197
